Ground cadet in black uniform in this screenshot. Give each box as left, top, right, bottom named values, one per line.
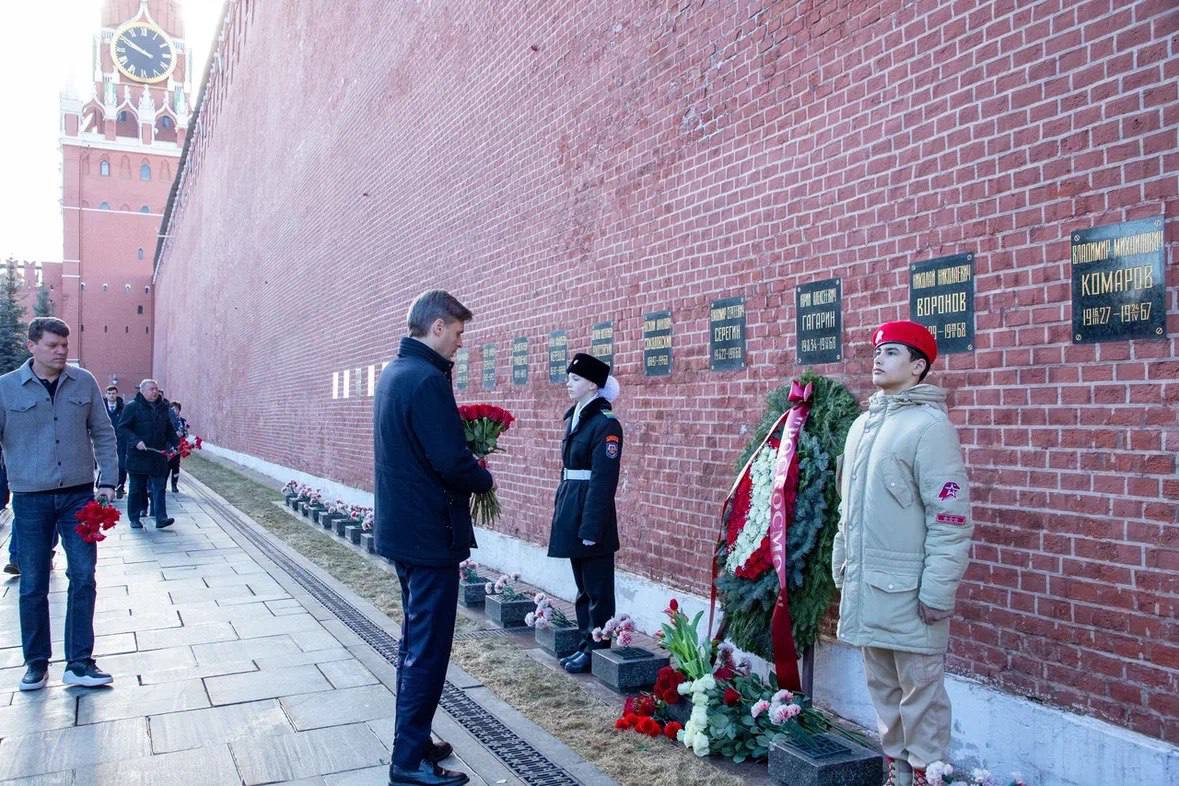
left=547, top=353, right=623, bottom=674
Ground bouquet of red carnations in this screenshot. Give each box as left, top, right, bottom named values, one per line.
left=74, top=499, right=121, bottom=544
left=457, top=404, right=515, bottom=525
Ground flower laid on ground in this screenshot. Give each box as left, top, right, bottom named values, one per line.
left=74, top=499, right=120, bottom=544
left=658, top=598, right=711, bottom=679
left=593, top=613, right=636, bottom=647
left=653, top=665, right=686, bottom=705
left=458, top=560, right=481, bottom=582
left=677, top=672, right=716, bottom=757
left=925, top=762, right=1024, bottom=786
left=485, top=572, right=527, bottom=602
left=525, top=593, right=572, bottom=629
left=457, top=403, right=515, bottom=525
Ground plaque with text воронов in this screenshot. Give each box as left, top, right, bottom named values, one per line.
left=454, top=349, right=469, bottom=391
left=910, top=253, right=975, bottom=354
left=642, top=310, right=673, bottom=377
left=548, top=330, right=569, bottom=383
left=796, top=279, right=843, bottom=364
left=1071, top=217, right=1166, bottom=343
left=511, top=336, right=528, bottom=385
left=591, top=321, right=614, bottom=369
left=709, top=297, right=746, bottom=371
left=482, top=344, right=496, bottom=390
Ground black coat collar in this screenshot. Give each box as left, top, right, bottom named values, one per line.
left=398, top=337, right=454, bottom=377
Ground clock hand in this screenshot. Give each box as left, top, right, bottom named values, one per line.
left=122, top=38, right=154, bottom=59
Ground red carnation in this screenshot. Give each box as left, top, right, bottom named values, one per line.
left=664, top=721, right=683, bottom=739
left=636, top=716, right=661, bottom=737
left=615, top=713, right=638, bottom=730
left=723, top=687, right=741, bottom=705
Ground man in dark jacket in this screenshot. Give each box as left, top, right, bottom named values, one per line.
left=102, top=385, right=127, bottom=498
left=375, top=290, right=492, bottom=786
left=117, top=379, right=178, bottom=529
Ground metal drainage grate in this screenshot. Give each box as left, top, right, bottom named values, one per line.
left=201, top=492, right=582, bottom=786
left=777, top=732, right=851, bottom=760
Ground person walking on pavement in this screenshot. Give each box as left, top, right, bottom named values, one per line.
left=102, top=385, right=127, bottom=498
left=374, top=290, right=493, bottom=786
left=832, top=321, right=973, bottom=786
left=1, top=444, right=16, bottom=576
left=547, top=352, right=624, bottom=674
left=0, top=317, right=119, bottom=690
left=117, top=379, right=178, bottom=530
left=168, top=401, right=188, bottom=493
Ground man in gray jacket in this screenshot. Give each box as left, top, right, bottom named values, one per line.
left=0, top=318, right=119, bottom=691
left=833, top=321, right=973, bottom=786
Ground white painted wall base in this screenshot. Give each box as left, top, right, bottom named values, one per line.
left=204, top=443, right=1179, bottom=786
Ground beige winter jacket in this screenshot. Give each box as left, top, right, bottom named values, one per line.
left=832, top=384, right=973, bottom=655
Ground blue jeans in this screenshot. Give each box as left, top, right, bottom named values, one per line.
left=12, top=491, right=97, bottom=668
left=128, top=474, right=168, bottom=524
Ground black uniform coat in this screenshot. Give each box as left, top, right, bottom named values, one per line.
left=547, top=396, right=623, bottom=559
left=374, top=337, right=494, bottom=567
left=117, top=393, right=178, bottom=476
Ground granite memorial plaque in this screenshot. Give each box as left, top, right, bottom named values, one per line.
left=910, top=253, right=975, bottom=354
left=710, top=297, right=746, bottom=371
left=591, top=321, right=614, bottom=369
left=455, top=349, right=469, bottom=391
left=511, top=336, right=529, bottom=385
left=482, top=343, right=496, bottom=390
left=642, top=310, right=672, bottom=377
left=548, top=330, right=569, bottom=383
left=796, top=278, right=843, bottom=364
left=1071, top=217, right=1166, bottom=343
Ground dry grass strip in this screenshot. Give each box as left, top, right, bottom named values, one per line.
left=185, top=454, right=745, bottom=786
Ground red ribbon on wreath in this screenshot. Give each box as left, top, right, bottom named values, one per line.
left=766, top=379, right=813, bottom=691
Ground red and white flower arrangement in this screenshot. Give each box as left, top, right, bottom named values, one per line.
left=456, top=403, right=515, bottom=525
left=74, top=499, right=120, bottom=544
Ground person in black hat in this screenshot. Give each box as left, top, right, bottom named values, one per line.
left=547, top=352, right=623, bottom=674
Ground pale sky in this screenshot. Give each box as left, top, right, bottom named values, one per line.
left=0, top=0, right=223, bottom=262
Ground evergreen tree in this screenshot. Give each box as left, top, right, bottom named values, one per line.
left=33, top=285, right=53, bottom=317
left=0, top=260, right=30, bottom=375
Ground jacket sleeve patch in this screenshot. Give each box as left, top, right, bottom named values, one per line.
left=937, top=481, right=961, bottom=500
left=935, top=513, right=967, bottom=525
left=605, top=441, right=620, bottom=459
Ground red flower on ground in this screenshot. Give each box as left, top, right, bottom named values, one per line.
left=653, top=666, right=687, bottom=705
left=723, top=687, right=741, bottom=705
left=614, top=713, right=638, bottom=730
left=636, top=716, right=661, bottom=737
left=664, top=721, right=683, bottom=739
left=715, top=664, right=736, bottom=682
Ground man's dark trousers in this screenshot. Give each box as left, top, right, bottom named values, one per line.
left=127, top=473, right=168, bottom=524
left=392, top=560, right=459, bottom=770
left=570, top=554, right=615, bottom=653
left=13, top=490, right=97, bottom=668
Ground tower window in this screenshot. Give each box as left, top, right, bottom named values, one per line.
left=137, top=305, right=143, bottom=315
left=160, top=116, right=174, bottom=129
left=137, top=248, right=144, bottom=260
left=140, top=163, right=151, bottom=181
left=98, top=202, right=110, bottom=210
left=118, top=111, right=130, bottom=122
left=139, top=206, right=150, bottom=213
left=99, top=160, right=110, bottom=177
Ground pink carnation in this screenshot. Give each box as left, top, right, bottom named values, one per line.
left=750, top=699, right=770, bottom=719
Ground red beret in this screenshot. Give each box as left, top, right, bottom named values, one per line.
left=872, top=320, right=938, bottom=366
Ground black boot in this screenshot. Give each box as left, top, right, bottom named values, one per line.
left=388, top=761, right=468, bottom=786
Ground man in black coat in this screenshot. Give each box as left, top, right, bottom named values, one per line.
left=102, top=385, right=127, bottom=498
left=117, top=380, right=177, bottom=529
left=374, top=290, right=492, bottom=786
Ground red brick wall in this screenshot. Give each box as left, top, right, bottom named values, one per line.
left=153, top=0, right=1178, bottom=741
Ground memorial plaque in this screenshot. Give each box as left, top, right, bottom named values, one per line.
left=548, top=330, right=569, bottom=383
left=796, top=278, right=843, bottom=364
left=642, top=310, right=673, bottom=377
left=591, top=321, right=614, bottom=369
left=1071, top=217, right=1166, bottom=343
left=511, top=336, right=529, bottom=385
left=455, top=349, right=469, bottom=391
left=710, top=297, right=746, bottom=371
left=910, top=253, right=975, bottom=354
left=481, top=343, right=496, bottom=390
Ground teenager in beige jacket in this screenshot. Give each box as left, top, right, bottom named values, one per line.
left=833, top=320, right=973, bottom=786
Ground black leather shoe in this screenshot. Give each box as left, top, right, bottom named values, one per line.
left=156, top=518, right=175, bottom=529
left=423, top=739, right=453, bottom=763
left=129, top=520, right=144, bottom=529
left=388, top=761, right=469, bottom=786
left=563, top=651, right=592, bottom=673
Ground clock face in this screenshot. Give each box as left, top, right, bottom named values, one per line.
left=110, top=22, right=176, bottom=83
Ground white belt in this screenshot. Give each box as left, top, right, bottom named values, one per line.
left=563, top=469, right=592, bottom=481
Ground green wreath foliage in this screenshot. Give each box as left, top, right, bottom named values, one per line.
left=717, top=371, right=861, bottom=658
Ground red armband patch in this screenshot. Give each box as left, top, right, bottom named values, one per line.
left=605, top=435, right=620, bottom=443
left=938, top=481, right=961, bottom=500
left=936, top=513, right=967, bottom=526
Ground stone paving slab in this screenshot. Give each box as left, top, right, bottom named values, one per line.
left=0, top=477, right=617, bottom=786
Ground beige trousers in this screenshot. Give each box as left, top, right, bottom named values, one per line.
left=862, top=646, right=951, bottom=776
